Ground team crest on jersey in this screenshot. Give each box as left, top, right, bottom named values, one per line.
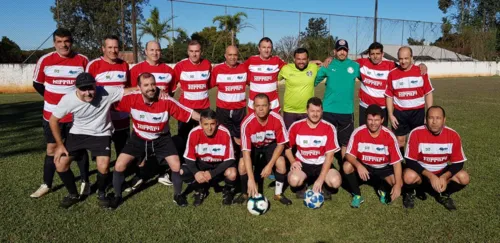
left=106, top=75, right=111, bottom=79
left=376, top=147, right=385, bottom=152
left=258, top=68, right=262, bottom=71
left=190, top=75, right=194, bottom=78
left=266, top=67, right=273, bottom=71
left=313, top=140, right=321, bottom=144
left=212, top=148, right=221, bottom=152
left=69, top=70, right=78, bottom=75
left=425, top=147, right=431, bottom=152
left=201, top=73, right=208, bottom=78
left=140, top=114, right=145, bottom=119
left=399, top=81, right=404, bottom=86
left=367, top=71, right=372, bottom=75
left=307, top=71, right=313, bottom=77
left=439, top=147, right=448, bottom=151
left=347, top=67, right=354, bottom=74
left=237, top=76, right=243, bottom=80
left=376, top=73, right=384, bottom=77
left=410, top=80, right=419, bottom=84
left=226, top=77, right=232, bottom=81
left=159, top=76, right=166, bottom=80
left=54, top=69, right=60, bottom=73
left=303, top=140, right=308, bottom=144
left=118, top=74, right=124, bottom=79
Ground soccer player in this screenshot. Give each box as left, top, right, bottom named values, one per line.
left=235, top=93, right=292, bottom=205
left=343, top=104, right=403, bottom=208
left=86, top=35, right=131, bottom=156
left=110, top=72, right=200, bottom=208
left=181, top=110, right=237, bottom=206
left=245, top=37, right=285, bottom=113
left=314, top=39, right=360, bottom=160
left=286, top=97, right=341, bottom=200
left=278, top=48, right=319, bottom=129
left=31, top=28, right=90, bottom=198
left=402, top=106, right=469, bottom=210
left=173, top=40, right=212, bottom=141
left=385, top=46, right=434, bottom=156
left=50, top=73, right=138, bottom=208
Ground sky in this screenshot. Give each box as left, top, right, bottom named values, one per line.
left=0, top=0, right=447, bottom=53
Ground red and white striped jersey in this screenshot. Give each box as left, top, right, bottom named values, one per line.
left=33, top=51, right=88, bottom=123
left=288, top=119, right=340, bottom=165
left=245, top=55, right=285, bottom=113
left=184, top=125, right=235, bottom=163
left=357, top=58, right=396, bottom=108
left=114, top=92, right=192, bottom=141
left=210, top=62, right=247, bottom=110
left=173, top=58, right=212, bottom=110
left=385, top=65, right=434, bottom=111
left=86, top=57, right=131, bottom=130
left=130, top=61, right=176, bottom=93
left=346, top=125, right=402, bottom=168
left=405, top=125, right=466, bottom=174
left=241, top=111, right=288, bottom=151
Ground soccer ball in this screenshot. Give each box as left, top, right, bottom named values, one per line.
left=247, top=194, right=269, bottom=215
left=303, top=189, right=324, bottom=209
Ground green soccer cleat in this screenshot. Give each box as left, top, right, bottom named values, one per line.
left=378, top=190, right=388, bottom=205
left=350, top=195, right=364, bottom=208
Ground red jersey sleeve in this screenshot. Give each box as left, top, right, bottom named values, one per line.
left=422, top=73, right=434, bottom=95
left=346, top=132, right=359, bottom=158
left=168, top=67, right=177, bottom=93
left=86, top=61, right=97, bottom=77
left=241, top=117, right=252, bottom=151
left=405, top=130, right=420, bottom=161
left=209, top=66, right=218, bottom=89
left=129, top=66, right=139, bottom=87
left=388, top=131, right=403, bottom=164
left=33, top=57, right=46, bottom=83
left=274, top=115, right=289, bottom=144
left=384, top=72, right=394, bottom=97
left=223, top=130, right=235, bottom=161
left=450, top=133, right=467, bottom=163
left=287, top=125, right=297, bottom=148
left=125, top=63, right=131, bottom=88
left=114, top=93, right=132, bottom=112
left=278, top=58, right=286, bottom=69
left=183, top=130, right=198, bottom=161
left=325, top=125, right=340, bottom=154
left=166, top=96, right=193, bottom=123
left=173, top=63, right=182, bottom=89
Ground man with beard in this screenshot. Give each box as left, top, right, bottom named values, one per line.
left=343, top=104, right=403, bottom=208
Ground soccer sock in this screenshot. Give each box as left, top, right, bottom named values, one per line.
left=137, top=165, right=147, bottom=180
left=113, top=171, right=125, bottom=198
left=58, top=170, right=78, bottom=196
left=345, top=172, right=361, bottom=195
left=443, top=181, right=466, bottom=196
left=43, top=155, right=55, bottom=188
left=171, top=171, right=182, bottom=195
left=403, top=183, right=417, bottom=194
left=76, top=153, right=90, bottom=183
left=224, top=178, right=235, bottom=189
left=240, top=174, right=248, bottom=194
left=97, top=172, right=108, bottom=197
left=274, top=172, right=286, bottom=195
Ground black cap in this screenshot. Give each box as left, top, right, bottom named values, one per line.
left=75, top=72, right=96, bottom=88
left=335, top=39, right=349, bottom=51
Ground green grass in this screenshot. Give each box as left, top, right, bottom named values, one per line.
left=1, top=77, right=500, bottom=242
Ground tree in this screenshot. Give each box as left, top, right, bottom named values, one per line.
left=50, top=0, right=149, bottom=59
left=299, top=17, right=337, bottom=60
left=300, top=17, right=329, bottom=38
left=275, top=36, right=299, bottom=63
left=138, top=7, right=185, bottom=45
left=212, top=12, right=251, bottom=46
left=407, top=37, right=425, bottom=45
left=162, top=30, right=191, bottom=63
left=0, top=37, right=23, bottom=63
left=191, top=26, right=232, bottom=63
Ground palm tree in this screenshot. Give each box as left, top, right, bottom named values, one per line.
left=138, top=7, right=185, bottom=45
left=212, top=12, right=252, bottom=46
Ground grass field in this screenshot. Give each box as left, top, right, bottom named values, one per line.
left=1, top=77, right=500, bottom=242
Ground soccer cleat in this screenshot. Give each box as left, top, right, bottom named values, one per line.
left=437, top=194, right=457, bottom=211
left=158, top=173, right=173, bottom=186
left=124, top=177, right=143, bottom=193
left=233, top=193, right=248, bottom=204
left=109, top=196, right=123, bottom=209
left=174, top=194, right=188, bottom=207
left=377, top=190, right=388, bottom=205
left=97, top=194, right=111, bottom=208
left=59, top=194, right=80, bottom=209
left=403, top=192, right=416, bottom=209
left=350, top=195, right=365, bottom=208
left=193, top=191, right=207, bottom=207
left=295, top=187, right=307, bottom=199
left=30, top=184, right=50, bottom=198
left=274, top=194, right=292, bottom=206
left=80, top=181, right=91, bottom=196
left=416, top=188, right=428, bottom=201
left=323, top=189, right=333, bottom=201
left=222, top=187, right=235, bottom=206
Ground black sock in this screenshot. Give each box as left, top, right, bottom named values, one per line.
left=403, top=183, right=417, bottom=194
left=240, top=174, right=248, bottom=194
left=113, top=171, right=125, bottom=198
left=97, top=172, right=109, bottom=197
left=58, top=170, right=78, bottom=196
left=444, top=181, right=466, bottom=196
left=171, top=171, right=182, bottom=195
left=399, top=147, right=405, bottom=158
left=43, top=155, right=56, bottom=188
left=224, top=178, right=235, bottom=188
left=76, top=153, right=90, bottom=183
left=345, top=172, right=361, bottom=195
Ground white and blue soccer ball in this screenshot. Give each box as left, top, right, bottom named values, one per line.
left=247, top=194, right=269, bottom=215
left=304, top=189, right=324, bottom=209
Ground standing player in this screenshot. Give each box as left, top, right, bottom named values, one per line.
left=286, top=97, right=341, bottom=200
left=86, top=35, right=131, bottom=156
left=245, top=37, right=285, bottom=113
left=31, top=28, right=90, bottom=198
left=110, top=73, right=200, bottom=208
left=314, top=39, right=360, bottom=160
left=173, top=40, right=212, bottom=141
left=278, top=48, right=319, bottom=129
left=385, top=46, right=434, bottom=156
left=402, top=106, right=469, bottom=210
left=235, top=94, right=292, bottom=205
left=343, top=105, right=403, bottom=208
left=181, top=110, right=237, bottom=206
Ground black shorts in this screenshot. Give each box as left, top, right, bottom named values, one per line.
left=301, top=163, right=336, bottom=183
left=121, top=132, right=178, bottom=162
left=322, top=112, right=354, bottom=147
left=359, top=105, right=389, bottom=127
left=216, top=107, right=246, bottom=138
left=42, top=120, right=72, bottom=144
left=242, top=143, right=285, bottom=166
left=392, top=108, right=425, bottom=136
left=180, top=161, right=236, bottom=183
left=363, top=163, right=394, bottom=179
left=283, top=112, right=308, bottom=129
left=66, top=134, right=111, bottom=157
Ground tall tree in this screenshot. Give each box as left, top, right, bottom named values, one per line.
left=212, top=12, right=251, bottom=46
left=299, top=17, right=337, bottom=60
left=138, top=7, right=185, bottom=45
left=50, top=0, right=149, bottom=59
left=0, top=37, right=23, bottom=63
left=191, top=26, right=231, bottom=63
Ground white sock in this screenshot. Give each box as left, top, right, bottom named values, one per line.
left=275, top=181, right=283, bottom=195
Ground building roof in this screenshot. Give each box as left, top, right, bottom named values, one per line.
left=360, top=44, right=476, bottom=62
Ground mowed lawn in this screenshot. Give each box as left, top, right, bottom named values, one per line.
left=1, top=77, right=499, bottom=242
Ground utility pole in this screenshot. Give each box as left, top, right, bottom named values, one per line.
left=56, top=0, right=60, bottom=27
left=120, top=0, right=125, bottom=51
left=373, top=0, right=378, bottom=43
left=132, top=0, right=138, bottom=63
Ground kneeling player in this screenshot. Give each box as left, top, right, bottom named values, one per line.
left=234, top=93, right=292, bottom=205
left=403, top=106, right=469, bottom=210
left=286, top=97, right=341, bottom=200
left=344, top=105, right=403, bottom=208
left=180, top=110, right=237, bottom=206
